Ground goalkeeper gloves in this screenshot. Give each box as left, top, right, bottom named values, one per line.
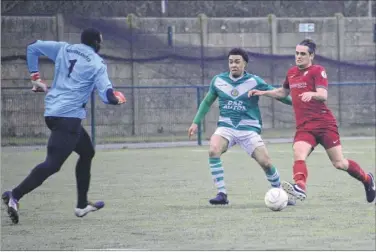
left=30, top=72, right=48, bottom=92
left=114, top=91, right=126, bottom=104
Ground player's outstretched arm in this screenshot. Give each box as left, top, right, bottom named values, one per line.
left=94, top=65, right=126, bottom=105
left=27, top=40, right=68, bottom=72
left=257, top=84, right=292, bottom=105
left=250, top=76, right=290, bottom=99
left=27, top=40, right=67, bottom=92
left=188, top=91, right=217, bottom=138
left=192, top=92, right=217, bottom=124
left=248, top=87, right=289, bottom=99
left=270, top=87, right=292, bottom=105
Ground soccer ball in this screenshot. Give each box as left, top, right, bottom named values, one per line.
left=264, top=187, right=289, bottom=211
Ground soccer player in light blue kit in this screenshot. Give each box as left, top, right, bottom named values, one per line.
left=188, top=48, right=295, bottom=205
left=2, top=28, right=126, bottom=224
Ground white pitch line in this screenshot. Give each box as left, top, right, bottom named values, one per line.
left=274, top=150, right=369, bottom=154
left=85, top=249, right=145, bottom=251
left=191, top=149, right=371, bottom=154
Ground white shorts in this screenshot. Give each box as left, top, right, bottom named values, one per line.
left=213, top=127, right=265, bottom=156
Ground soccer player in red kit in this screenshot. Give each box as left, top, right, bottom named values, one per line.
left=248, top=39, right=375, bottom=203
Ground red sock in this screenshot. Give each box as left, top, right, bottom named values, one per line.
left=347, top=159, right=369, bottom=184
left=293, top=160, right=308, bottom=191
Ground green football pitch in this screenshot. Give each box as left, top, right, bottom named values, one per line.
left=1, top=139, right=375, bottom=250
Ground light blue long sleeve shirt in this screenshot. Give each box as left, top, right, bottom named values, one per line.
left=27, top=40, right=113, bottom=119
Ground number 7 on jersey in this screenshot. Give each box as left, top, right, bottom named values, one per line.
left=68, top=59, right=77, bottom=77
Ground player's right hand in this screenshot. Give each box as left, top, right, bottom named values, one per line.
left=248, top=90, right=265, bottom=97
left=188, top=123, right=198, bottom=139
left=30, top=72, right=48, bottom=93
left=114, top=91, right=126, bottom=104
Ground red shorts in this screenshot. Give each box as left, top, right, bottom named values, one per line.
left=294, top=125, right=341, bottom=150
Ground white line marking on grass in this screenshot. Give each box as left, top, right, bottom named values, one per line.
left=274, top=150, right=369, bottom=154
left=85, top=249, right=145, bottom=251
left=191, top=150, right=370, bottom=154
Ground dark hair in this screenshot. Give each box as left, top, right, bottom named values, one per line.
left=228, top=48, right=249, bottom=63
left=299, top=39, right=316, bottom=54
left=81, top=28, right=102, bottom=52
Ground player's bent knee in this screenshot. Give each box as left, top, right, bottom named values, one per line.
left=332, top=160, right=347, bottom=170
left=293, top=143, right=311, bottom=160
left=41, top=159, right=63, bottom=175
left=252, top=150, right=272, bottom=169
left=209, top=147, right=222, bottom=157
left=293, top=150, right=306, bottom=161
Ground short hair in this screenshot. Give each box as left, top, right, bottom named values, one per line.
left=228, top=48, right=249, bottom=63
left=299, top=39, right=316, bottom=54
left=81, top=28, right=101, bottom=47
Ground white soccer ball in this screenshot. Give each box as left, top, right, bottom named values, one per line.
left=264, top=187, right=289, bottom=211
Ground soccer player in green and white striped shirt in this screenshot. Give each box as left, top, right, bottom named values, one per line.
left=188, top=48, right=295, bottom=205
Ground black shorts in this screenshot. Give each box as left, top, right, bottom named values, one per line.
left=45, top=116, right=93, bottom=158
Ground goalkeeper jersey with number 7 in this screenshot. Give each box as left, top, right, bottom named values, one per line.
left=27, top=40, right=114, bottom=119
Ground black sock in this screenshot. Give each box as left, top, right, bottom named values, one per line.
left=76, top=157, right=92, bottom=208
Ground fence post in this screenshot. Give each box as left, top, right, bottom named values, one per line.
left=196, top=87, right=202, bottom=146
left=90, top=91, right=96, bottom=148
left=167, top=25, right=174, bottom=47
left=127, top=13, right=138, bottom=135
left=199, top=13, right=208, bottom=85
left=269, top=14, right=278, bottom=128
left=335, top=13, right=345, bottom=125
left=199, top=14, right=208, bottom=134
left=55, top=13, right=64, bottom=41
left=269, top=14, right=278, bottom=57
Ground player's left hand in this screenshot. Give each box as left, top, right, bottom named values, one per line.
left=30, top=72, right=48, bottom=93
left=188, top=123, right=198, bottom=139
left=114, top=91, right=126, bottom=104
left=299, top=92, right=315, bottom=102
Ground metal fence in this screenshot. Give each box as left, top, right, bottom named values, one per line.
left=1, top=83, right=375, bottom=147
